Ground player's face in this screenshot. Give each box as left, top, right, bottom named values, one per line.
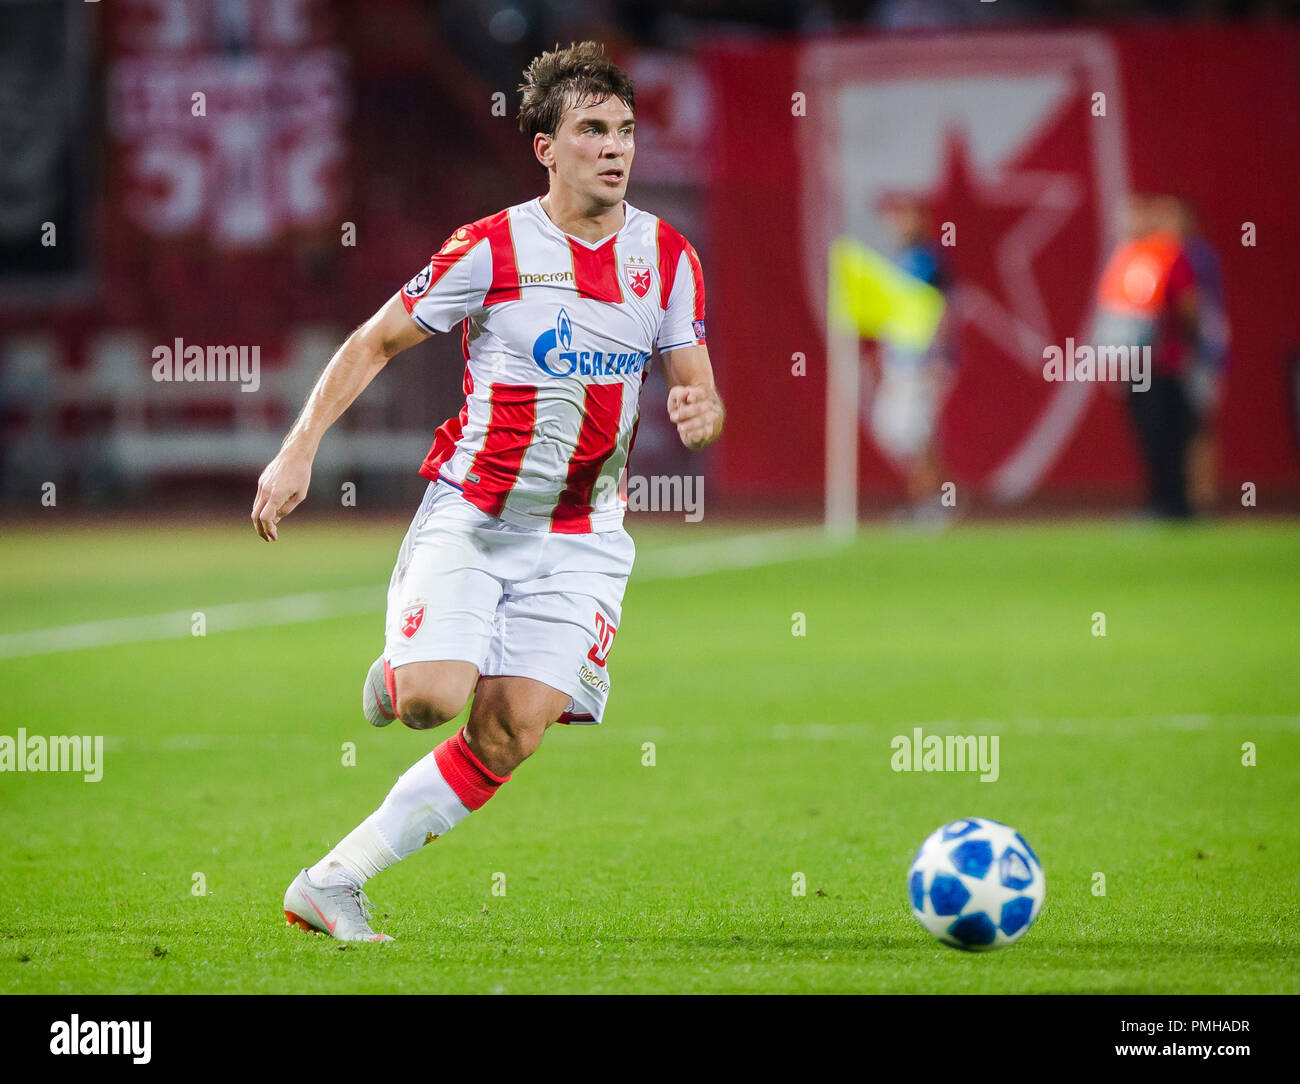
left=549, top=95, right=635, bottom=208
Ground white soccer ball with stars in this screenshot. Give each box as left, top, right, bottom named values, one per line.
left=907, top=817, right=1045, bottom=951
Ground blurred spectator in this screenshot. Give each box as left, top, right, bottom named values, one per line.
left=1171, top=196, right=1231, bottom=514
left=872, top=0, right=1052, bottom=29
left=1093, top=194, right=1200, bottom=518
left=868, top=195, right=954, bottom=519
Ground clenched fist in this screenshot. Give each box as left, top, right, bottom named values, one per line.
left=667, top=384, right=724, bottom=451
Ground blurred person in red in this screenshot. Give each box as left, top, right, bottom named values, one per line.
left=1092, top=193, right=1200, bottom=519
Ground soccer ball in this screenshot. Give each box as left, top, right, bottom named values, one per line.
left=907, top=817, right=1045, bottom=951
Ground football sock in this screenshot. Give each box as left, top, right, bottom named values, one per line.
left=308, top=820, right=397, bottom=889
left=308, top=726, right=510, bottom=888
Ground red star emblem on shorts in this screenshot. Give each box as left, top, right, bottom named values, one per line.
left=400, top=605, right=425, bottom=639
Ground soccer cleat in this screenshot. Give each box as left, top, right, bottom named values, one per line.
left=283, top=868, right=394, bottom=942
left=362, top=656, right=398, bottom=727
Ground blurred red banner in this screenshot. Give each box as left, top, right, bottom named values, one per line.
left=704, top=26, right=1300, bottom=507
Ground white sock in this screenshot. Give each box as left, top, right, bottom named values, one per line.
left=308, top=748, right=472, bottom=888
left=308, top=820, right=397, bottom=888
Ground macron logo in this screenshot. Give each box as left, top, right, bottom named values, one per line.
left=50, top=1015, right=151, bottom=1065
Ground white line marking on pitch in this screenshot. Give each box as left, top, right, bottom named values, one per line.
left=99, top=712, right=1300, bottom=754
left=0, top=528, right=838, bottom=660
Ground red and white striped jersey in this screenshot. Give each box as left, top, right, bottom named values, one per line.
left=399, top=197, right=706, bottom=533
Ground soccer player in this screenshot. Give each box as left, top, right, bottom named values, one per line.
left=251, top=42, right=723, bottom=941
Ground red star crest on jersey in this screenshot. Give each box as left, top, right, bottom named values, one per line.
left=399, top=604, right=425, bottom=639
left=623, top=264, right=652, bottom=299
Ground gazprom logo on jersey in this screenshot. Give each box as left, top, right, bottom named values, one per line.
left=532, top=308, right=649, bottom=378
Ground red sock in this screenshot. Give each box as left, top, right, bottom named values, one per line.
left=433, top=727, right=510, bottom=811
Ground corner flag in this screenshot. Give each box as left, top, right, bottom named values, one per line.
left=828, top=236, right=946, bottom=352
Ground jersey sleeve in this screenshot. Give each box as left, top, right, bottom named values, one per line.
left=655, top=238, right=707, bottom=353
left=400, top=226, right=493, bottom=334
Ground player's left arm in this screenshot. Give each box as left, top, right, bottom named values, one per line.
left=661, top=344, right=724, bottom=451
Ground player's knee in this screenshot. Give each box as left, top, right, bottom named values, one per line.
left=485, top=728, right=543, bottom=774
left=468, top=709, right=545, bottom=771
left=396, top=690, right=466, bottom=731
left=495, top=718, right=545, bottom=763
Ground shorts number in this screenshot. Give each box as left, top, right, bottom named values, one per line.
left=587, top=612, right=617, bottom=669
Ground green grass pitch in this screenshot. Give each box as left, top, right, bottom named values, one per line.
left=1, top=517, right=1297, bottom=993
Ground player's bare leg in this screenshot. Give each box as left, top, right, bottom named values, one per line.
left=287, top=673, right=567, bottom=940
left=463, top=675, right=571, bottom=775
left=363, top=657, right=478, bottom=729
left=393, top=659, right=479, bottom=729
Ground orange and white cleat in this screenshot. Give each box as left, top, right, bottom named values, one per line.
left=283, top=869, right=393, bottom=942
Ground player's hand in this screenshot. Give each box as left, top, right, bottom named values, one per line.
left=252, top=449, right=313, bottom=541
left=667, top=384, right=723, bottom=450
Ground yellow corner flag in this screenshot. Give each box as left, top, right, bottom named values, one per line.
left=828, top=236, right=945, bottom=353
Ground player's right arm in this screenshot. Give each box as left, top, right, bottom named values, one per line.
left=251, top=294, right=429, bottom=541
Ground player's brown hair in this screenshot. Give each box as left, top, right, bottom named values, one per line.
left=517, top=41, right=635, bottom=139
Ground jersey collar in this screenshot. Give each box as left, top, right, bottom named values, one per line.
left=531, top=197, right=631, bottom=250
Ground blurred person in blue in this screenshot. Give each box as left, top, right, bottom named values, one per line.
left=867, top=194, right=954, bottom=522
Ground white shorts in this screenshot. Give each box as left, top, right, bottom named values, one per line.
left=869, top=354, right=943, bottom=463
left=383, top=481, right=635, bottom=724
